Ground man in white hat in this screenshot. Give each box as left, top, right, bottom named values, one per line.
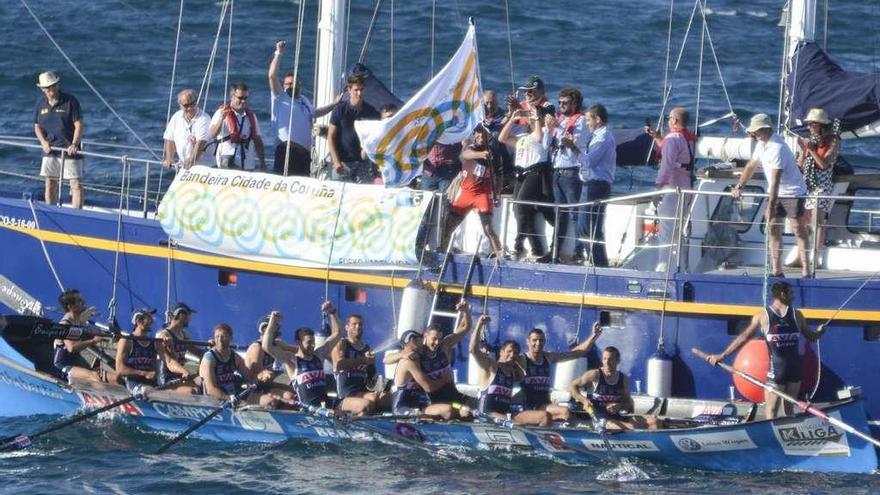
left=33, top=71, right=85, bottom=208
left=732, top=114, right=810, bottom=277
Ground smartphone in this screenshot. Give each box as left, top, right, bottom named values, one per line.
left=599, top=310, right=611, bottom=327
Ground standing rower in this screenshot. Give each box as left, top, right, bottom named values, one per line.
left=114, top=308, right=158, bottom=392
left=707, top=281, right=827, bottom=418
left=520, top=322, right=602, bottom=421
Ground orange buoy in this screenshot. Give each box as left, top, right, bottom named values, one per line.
left=732, top=339, right=768, bottom=402
left=798, top=343, right=819, bottom=397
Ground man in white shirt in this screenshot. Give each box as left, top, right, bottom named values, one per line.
left=732, top=114, right=810, bottom=278
left=268, top=41, right=338, bottom=176
left=162, top=89, right=212, bottom=169
left=209, top=82, right=266, bottom=170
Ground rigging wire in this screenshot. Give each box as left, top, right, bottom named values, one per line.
left=662, top=0, right=675, bottom=104
left=358, top=0, right=385, bottom=65
left=284, top=0, right=309, bottom=177
left=390, top=0, right=395, bottom=93
left=698, top=1, right=738, bottom=129
left=224, top=0, right=234, bottom=100
left=694, top=0, right=706, bottom=133
left=19, top=0, right=160, bottom=162
left=503, top=0, right=515, bottom=93
left=430, top=0, right=436, bottom=76
left=157, top=0, right=186, bottom=218
left=27, top=200, right=65, bottom=292
left=107, top=157, right=130, bottom=324
left=197, top=0, right=231, bottom=107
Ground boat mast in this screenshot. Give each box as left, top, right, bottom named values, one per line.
left=779, top=0, right=816, bottom=145
left=313, top=0, right=348, bottom=167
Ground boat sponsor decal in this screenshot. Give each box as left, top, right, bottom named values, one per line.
left=0, top=214, right=36, bottom=230
left=471, top=426, right=530, bottom=446
left=157, top=167, right=431, bottom=268
left=535, top=432, right=576, bottom=453
left=234, top=410, right=284, bottom=434
left=152, top=401, right=223, bottom=422
left=580, top=439, right=660, bottom=452
left=0, top=369, right=66, bottom=400
left=77, top=391, right=143, bottom=416
left=772, top=411, right=850, bottom=457
left=355, top=25, right=483, bottom=187
left=671, top=430, right=757, bottom=453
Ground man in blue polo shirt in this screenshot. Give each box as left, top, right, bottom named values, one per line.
left=33, top=71, right=85, bottom=208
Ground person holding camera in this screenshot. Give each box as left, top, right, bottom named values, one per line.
left=796, top=108, right=840, bottom=268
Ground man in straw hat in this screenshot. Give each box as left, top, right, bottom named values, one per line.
left=732, top=114, right=810, bottom=278
left=33, top=71, right=85, bottom=208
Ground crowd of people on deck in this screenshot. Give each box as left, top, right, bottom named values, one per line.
left=33, top=47, right=844, bottom=274
left=50, top=278, right=829, bottom=426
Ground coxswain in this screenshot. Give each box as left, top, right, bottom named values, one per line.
left=519, top=322, right=603, bottom=422
left=156, top=302, right=201, bottom=394
left=199, top=323, right=255, bottom=401
left=244, top=313, right=297, bottom=408
left=470, top=315, right=549, bottom=426
left=52, top=289, right=117, bottom=384
left=114, top=308, right=158, bottom=392
left=389, top=331, right=458, bottom=420
left=569, top=346, right=658, bottom=430
left=331, top=314, right=388, bottom=413
left=707, top=281, right=827, bottom=418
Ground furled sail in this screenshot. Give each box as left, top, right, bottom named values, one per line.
left=787, top=42, right=880, bottom=137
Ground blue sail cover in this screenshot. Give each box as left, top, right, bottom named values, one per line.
left=788, top=42, right=880, bottom=133
left=341, top=63, right=403, bottom=111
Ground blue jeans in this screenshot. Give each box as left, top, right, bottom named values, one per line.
left=421, top=166, right=459, bottom=192
left=552, top=168, right=582, bottom=256
left=576, top=180, right=611, bottom=266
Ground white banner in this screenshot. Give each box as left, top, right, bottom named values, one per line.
left=157, top=167, right=432, bottom=268
left=356, top=23, right=484, bottom=187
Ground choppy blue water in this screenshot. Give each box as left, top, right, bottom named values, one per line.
left=1, top=0, right=879, bottom=491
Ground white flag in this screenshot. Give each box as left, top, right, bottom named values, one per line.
left=356, top=23, right=484, bottom=187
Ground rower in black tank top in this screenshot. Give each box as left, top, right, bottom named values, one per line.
left=203, top=348, right=239, bottom=395
left=763, top=305, right=803, bottom=384
left=591, top=370, right=625, bottom=416
left=478, top=368, right=517, bottom=415
left=123, top=340, right=157, bottom=389
left=522, top=354, right=552, bottom=409
left=419, top=349, right=462, bottom=403
left=335, top=342, right=372, bottom=399
left=158, top=327, right=189, bottom=387
left=291, top=354, right=328, bottom=407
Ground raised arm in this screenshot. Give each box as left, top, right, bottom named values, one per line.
left=469, top=314, right=494, bottom=371
left=262, top=311, right=296, bottom=364
left=498, top=109, right=525, bottom=146
left=314, top=93, right=342, bottom=119
left=707, top=312, right=762, bottom=365
left=268, top=41, right=285, bottom=97
left=442, top=300, right=473, bottom=351
left=548, top=321, right=603, bottom=364
left=315, top=301, right=343, bottom=359
left=568, top=369, right=599, bottom=409
left=383, top=350, right=404, bottom=365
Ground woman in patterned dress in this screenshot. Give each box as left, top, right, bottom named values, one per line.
left=797, top=108, right=840, bottom=268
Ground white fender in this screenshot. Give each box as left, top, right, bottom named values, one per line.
left=384, top=279, right=433, bottom=380
left=646, top=352, right=673, bottom=398
left=553, top=356, right=588, bottom=392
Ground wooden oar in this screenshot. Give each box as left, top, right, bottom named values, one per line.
left=692, top=348, right=880, bottom=449
left=583, top=401, right=621, bottom=463
left=452, top=403, right=606, bottom=461
left=155, top=384, right=257, bottom=454
left=0, top=274, right=43, bottom=316
left=0, top=378, right=184, bottom=452
left=0, top=315, right=240, bottom=349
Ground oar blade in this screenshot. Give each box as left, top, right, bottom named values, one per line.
left=0, top=435, right=32, bottom=452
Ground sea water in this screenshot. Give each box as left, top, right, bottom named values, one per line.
left=1, top=0, right=879, bottom=492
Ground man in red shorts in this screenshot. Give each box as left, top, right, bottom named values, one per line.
left=441, top=125, right=504, bottom=258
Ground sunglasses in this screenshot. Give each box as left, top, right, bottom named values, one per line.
left=234, top=95, right=249, bottom=101
left=180, top=101, right=196, bottom=108
left=558, top=99, right=572, bottom=105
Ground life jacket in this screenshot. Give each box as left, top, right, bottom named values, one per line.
left=555, top=113, right=583, bottom=136
left=222, top=107, right=258, bottom=144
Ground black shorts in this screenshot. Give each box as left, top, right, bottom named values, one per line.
left=772, top=197, right=805, bottom=219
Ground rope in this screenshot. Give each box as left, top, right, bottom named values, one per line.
left=197, top=0, right=231, bottom=106
left=107, top=157, right=130, bottom=323
left=503, top=0, right=515, bottom=93
left=390, top=0, right=395, bottom=93
left=430, top=0, right=436, bottom=77
left=20, top=0, right=160, bottom=162
left=698, top=1, right=738, bottom=130
left=358, top=0, right=385, bottom=64
left=283, top=0, right=308, bottom=177
left=662, top=0, right=675, bottom=103
left=656, top=190, right=683, bottom=353
left=27, top=200, right=65, bottom=292
left=776, top=0, right=793, bottom=134
left=646, top=0, right=701, bottom=164
left=223, top=0, right=234, bottom=100
left=324, top=184, right=347, bottom=301
left=694, top=1, right=706, bottom=134
left=165, top=238, right=175, bottom=320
